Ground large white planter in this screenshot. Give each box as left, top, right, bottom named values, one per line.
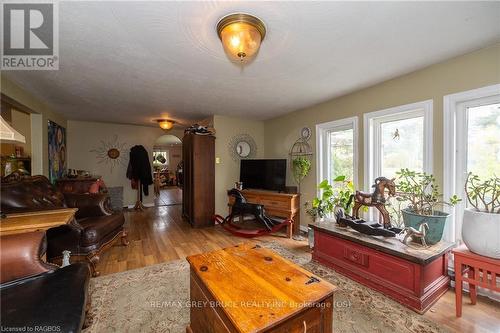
left=462, top=208, right=500, bottom=259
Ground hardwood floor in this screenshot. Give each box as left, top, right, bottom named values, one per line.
left=97, top=205, right=500, bottom=333
left=154, top=186, right=182, bottom=206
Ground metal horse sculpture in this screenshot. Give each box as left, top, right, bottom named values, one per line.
left=351, top=177, right=396, bottom=229
left=401, top=223, right=429, bottom=247
left=213, top=189, right=291, bottom=238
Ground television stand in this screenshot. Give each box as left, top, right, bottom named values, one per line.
left=227, top=189, right=300, bottom=238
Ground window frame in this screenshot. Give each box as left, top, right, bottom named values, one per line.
left=316, top=116, right=359, bottom=193
left=363, top=100, right=433, bottom=194
left=443, top=84, right=500, bottom=242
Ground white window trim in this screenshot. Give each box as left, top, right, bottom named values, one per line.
left=316, top=116, right=359, bottom=193
left=443, top=84, right=500, bottom=242
left=363, top=100, right=433, bottom=193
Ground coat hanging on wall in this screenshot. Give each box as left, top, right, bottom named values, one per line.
left=126, top=145, right=153, bottom=196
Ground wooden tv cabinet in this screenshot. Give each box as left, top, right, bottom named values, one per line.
left=228, top=189, right=300, bottom=238
left=309, top=222, right=454, bottom=314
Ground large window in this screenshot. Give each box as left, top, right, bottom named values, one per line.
left=365, top=100, right=433, bottom=224
left=365, top=100, right=433, bottom=184
left=316, top=117, right=358, bottom=187
left=444, top=84, right=500, bottom=241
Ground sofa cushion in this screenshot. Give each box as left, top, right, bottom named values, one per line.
left=0, top=263, right=90, bottom=333
left=78, top=213, right=125, bottom=246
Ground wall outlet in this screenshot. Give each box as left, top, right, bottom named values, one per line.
left=215, top=157, right=221, bottom=164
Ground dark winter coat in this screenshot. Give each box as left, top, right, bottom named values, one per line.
left=126, top=145, right=153, bottom=196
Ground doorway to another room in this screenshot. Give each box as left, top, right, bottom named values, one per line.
left=152, top=134, right=182, bottom=206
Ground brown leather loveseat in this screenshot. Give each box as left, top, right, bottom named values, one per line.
left=0, top=232, right=90, bottom=332
left=1, top=175, right=128, bottom=276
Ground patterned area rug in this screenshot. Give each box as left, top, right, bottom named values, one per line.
left=83, top=241, right=448, bottom=333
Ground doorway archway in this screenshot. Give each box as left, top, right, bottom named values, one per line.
left=152, top=134, right=182, bottom=206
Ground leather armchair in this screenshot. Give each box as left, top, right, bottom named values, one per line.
left=1, top=232, right=90, bottom=333
left=1, top=175, right=129, bottom=276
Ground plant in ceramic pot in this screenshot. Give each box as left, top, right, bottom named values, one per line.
left=305, top=176, right=354, bottom=222
left=462, top=173, right=500, bottom=258
left=395, top=168, right=461, bottom=245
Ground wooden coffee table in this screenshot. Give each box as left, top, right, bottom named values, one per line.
left=0, top=208, right=77, bottom=235
left=186, top=242, right=336, bottom=333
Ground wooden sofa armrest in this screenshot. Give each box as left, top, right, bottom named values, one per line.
left=0, top=231, right=57, bottom=284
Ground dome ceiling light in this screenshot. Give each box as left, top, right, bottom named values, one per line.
left=216, top=13, right=266, bottom=63
left=157, top=119, right=175, bottom=130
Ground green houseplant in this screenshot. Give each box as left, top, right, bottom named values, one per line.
left=462, top=173, right=500, bottom=258
left=292, top=156, right=311, bottom=189
left=305, top=176, right=354, bottom=221
left=396, top=168, right=460, bottom=244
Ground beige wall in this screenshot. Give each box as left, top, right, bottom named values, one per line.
left=1, top=77, right=67, bottom=176
left=213, top=115, right=265, bottom=215
left=264, top=43, right=500, bottom=229
left=67, top=120, right=184, bottom=206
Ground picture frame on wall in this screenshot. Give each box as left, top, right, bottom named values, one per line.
left=48, top=120, right=67, bottom=183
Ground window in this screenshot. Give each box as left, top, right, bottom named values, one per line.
left=364, top=100, right=433, bottom=224
left=444, top=84, right=500, bottom=241
left=365, top=100, right=433, bottom=184
left=316, top=117, right=358, bottom=187
left=153, top=151, right=169, bottom=166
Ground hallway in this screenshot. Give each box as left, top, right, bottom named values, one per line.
left=154, top=186, right=182, bottom=206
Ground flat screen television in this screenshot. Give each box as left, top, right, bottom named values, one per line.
left=240, top=159, right=286, bottom=192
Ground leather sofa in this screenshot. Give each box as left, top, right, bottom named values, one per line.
left=0, top=231, right=90, bottom=333
left=1, top=175, right=128, bottom=276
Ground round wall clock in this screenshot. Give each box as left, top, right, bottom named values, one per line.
left=301, top=127, right=311, bottom=141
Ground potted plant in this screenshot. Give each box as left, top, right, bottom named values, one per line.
left=462, top=173, right=500, bottom=258
left=305, top=176, right=354, bottom=221
left=396, top=168, right=461, bottom=245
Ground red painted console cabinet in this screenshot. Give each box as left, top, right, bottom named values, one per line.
left=309, top=222, right=454, bottom=314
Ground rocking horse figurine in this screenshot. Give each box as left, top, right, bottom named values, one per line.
left=351, top=177, right=396, bottom=229
left=213, top=189, right=292, bottom=238
left=226, top=188, right=279, bottom=230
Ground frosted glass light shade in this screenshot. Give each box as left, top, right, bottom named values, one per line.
left=217, top=14, right=266, bottom=63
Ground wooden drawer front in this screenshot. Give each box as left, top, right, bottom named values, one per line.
left=316, top=232, right=416, bottom=293
left=261, top=198, right=290, bottom=210
left=343, top=247, right=369, bottom=267
left=190, top=272, right=233, bottom=333
left=268, top=296, right=332, bottom=333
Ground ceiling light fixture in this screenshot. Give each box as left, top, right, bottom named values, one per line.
left=216, top=13, right=266, bottom=63
left=157, top=119, right=175, bottom=130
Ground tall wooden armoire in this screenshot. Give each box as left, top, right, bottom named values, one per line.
left=182, top=133, right=215, bottom=227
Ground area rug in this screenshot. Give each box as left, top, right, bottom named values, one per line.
left=83, top=241, right=448, bottom=333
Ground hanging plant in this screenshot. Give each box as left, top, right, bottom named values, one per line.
left=292, top=156, right=311, bottom=184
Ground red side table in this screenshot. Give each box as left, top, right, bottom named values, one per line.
left=453, top=245, right=500, bottom=317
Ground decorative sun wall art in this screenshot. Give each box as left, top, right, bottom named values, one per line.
left=90, top=135, right=128, bottom=173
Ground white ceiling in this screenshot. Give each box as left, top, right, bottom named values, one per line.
left=3, top=1, right=500, bottom=126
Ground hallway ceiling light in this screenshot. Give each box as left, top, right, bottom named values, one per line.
left=217, top=13, right=266, bottom=63
left=157, top=119, right=175, bottom=130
